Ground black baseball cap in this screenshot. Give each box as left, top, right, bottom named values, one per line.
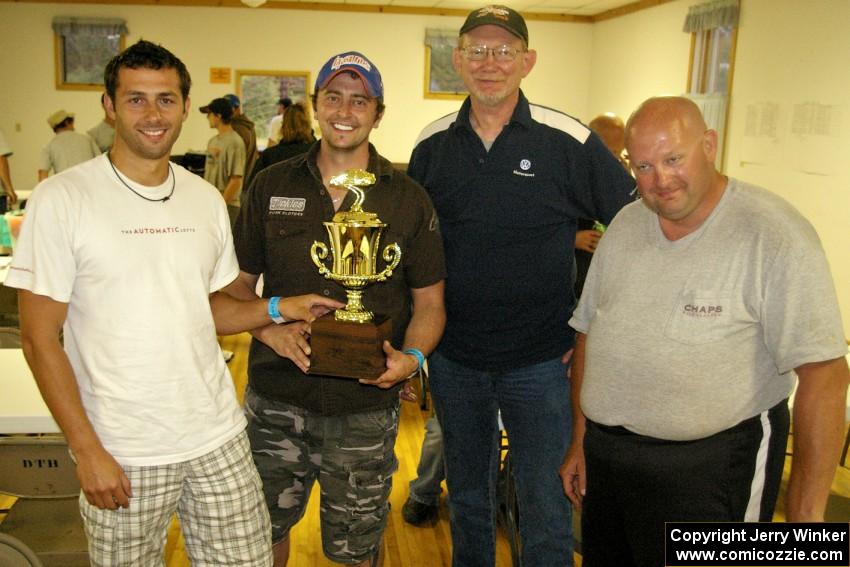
left=199, top=98, right=233, bottom=120
left=460, top=5, right=529, bottom=45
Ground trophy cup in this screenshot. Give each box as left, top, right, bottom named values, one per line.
left=308, top=169, right=401, bottom=379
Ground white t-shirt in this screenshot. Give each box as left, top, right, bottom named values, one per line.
left=7, top=155, right=245, bottom=465
left=570, top=178, right=847, bottom=441
left=267, top=114, right=283, bottom=145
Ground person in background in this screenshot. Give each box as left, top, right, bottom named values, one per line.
left=267, top=96, right=292, bottom=146
left=0, top=128, right=17, bottom=208
left=561, top=96, right=850, bottom=567
left=200, top=97, right=246, bottom=227
left=224, top=93, right=258, bottom=182
left=587, top=113, right=627, bottom=168
left=8, top=39, right=341, bottom=566
left=87, top=94, right=116, bottom=153
left=38, top=110, right=100, bottom=180
left=574, top=112, right=631, bottom=296
left=246, top=102, right=314, bottom=188
left=401, top=413, right=445, bottom=525
left=407, top=5, right=635, bottom=566
left=226, top=51, right=446, bottom=566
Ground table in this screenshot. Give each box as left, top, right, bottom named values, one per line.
left=0, top=349, right=58, bottom=434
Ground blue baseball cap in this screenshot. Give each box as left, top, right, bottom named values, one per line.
left=223, top=94, right=240, bottom=108
left=315, top=51, right=383, bottom=99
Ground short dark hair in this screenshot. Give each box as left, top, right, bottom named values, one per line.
left=53, top=116, right=74, bottom=133
left=104, top=40, right=192, bottom=103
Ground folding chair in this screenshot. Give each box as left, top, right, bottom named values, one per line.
left=0, top=436, right=88, bottom=566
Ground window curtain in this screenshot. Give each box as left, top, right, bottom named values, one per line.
left=425, top=28, right=459, bottom=49
left=52, top=17, right=128, bottom=36
left=682, top=0, right=739, bottom=33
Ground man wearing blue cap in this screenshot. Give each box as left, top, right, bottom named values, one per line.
left=225, top=51, right=446, bottom=566
left=408, top=4, right=636, bottom=566
left=224, top=93, right=258, bottom=181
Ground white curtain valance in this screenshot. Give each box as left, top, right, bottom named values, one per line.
left=52, top=17, right=128, bottom=36
left=682, top=0, right=739, bottom=33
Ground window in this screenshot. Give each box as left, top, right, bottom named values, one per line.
left=683, top=0, right=739, bottom=167
left=688, top=25, right=736, bottom=95
left=53, top=17, right=127, bottom=90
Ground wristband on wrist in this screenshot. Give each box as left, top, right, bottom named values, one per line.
left=268, top=296, right=286, bottom=324
left=402, top=348, right=425, bottom=373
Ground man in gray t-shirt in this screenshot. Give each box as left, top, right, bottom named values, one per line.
left=87, top=94, right=116, bottom=153
left=38, top=110, right=100, bottom=180
left=200, top=97, right=245, bottom=227
left=561, top=96, right=849, bottom=567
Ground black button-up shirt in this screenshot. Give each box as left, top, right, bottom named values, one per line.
left=236, top=142, right=446, bottom=415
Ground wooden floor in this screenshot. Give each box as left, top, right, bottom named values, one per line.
left=2, top=332, right=848, bottom=566
left=161, top=332, right=520, bottom=566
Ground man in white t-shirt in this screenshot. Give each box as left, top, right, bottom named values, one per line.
left=7, top=40, right=341, bottom=566
left=266, top=96, right=291, bottom=146
left=561, top=96, right=849, bottom=567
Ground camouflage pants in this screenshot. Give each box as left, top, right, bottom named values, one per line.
left=245, top=388, right=399, bottom=564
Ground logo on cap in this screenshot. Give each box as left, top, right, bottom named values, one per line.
left=331, top=54, right=372, bottom=72
left=476, top=5, right=510, bottom=21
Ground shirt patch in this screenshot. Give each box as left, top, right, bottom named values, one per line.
left=270, top=197, right=306, bottom=213
left=682, top=303, right=724, bottom=317
left=513, top=158, right=535, bottom=177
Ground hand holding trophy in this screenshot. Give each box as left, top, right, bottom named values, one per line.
left=309, top=169, right=402, bottom=379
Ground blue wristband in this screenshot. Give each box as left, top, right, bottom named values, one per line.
left=268, top=296, right=286, bottom=324
left=403, top=348, right=425, bottom=373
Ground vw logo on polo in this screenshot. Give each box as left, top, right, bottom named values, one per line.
left=519, top=159, right=531, bottom=171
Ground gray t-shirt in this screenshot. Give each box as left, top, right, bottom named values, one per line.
left=87, top=121, right=115, bottom=153
left=570, top=178, right=847, bottom=441
left=204, top=129, right=245, bottom=206
left=39, top=130, right=100, bottom=174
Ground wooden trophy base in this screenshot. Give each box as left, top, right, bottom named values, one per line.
left=308, top=315, right=393, bottom=380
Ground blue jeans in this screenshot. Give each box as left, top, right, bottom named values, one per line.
left=430, top=352, right=574, bottom=567
left=408, top=415, right=445, bottom=506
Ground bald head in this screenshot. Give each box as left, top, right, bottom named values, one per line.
left=625, top=97, right=707, bottom=149
left=625, top=96, right=725, bottom=239
left=588, top=113, right=625, bottom=157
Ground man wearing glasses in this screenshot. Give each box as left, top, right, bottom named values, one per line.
left=408, top=5, right=634, bottom=566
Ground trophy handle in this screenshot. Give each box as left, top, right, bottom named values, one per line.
left=373, top=243, right=402, bottom=281
left=311, top=241, right=332, bottom=277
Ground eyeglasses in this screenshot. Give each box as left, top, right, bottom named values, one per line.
left=460, top=45, right=525, bottom=62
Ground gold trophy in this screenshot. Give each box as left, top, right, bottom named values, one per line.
left=308, top=169, right=401, bottom=379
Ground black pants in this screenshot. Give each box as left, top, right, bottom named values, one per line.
left=581, top=400, right=789, bottom=567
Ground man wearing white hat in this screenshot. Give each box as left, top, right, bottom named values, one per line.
left=37, top=109, right=99, bottom=180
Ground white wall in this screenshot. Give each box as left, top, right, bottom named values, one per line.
left=725, top=0, right=850, bottom=333
left=587, top=0, right=692, bottom=122
left=0, top=2, right=591, bottom=191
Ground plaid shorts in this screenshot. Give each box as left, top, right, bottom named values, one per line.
left=80, top=430, right=272, bottom=566
left=245, top=388, right=399, bottom=564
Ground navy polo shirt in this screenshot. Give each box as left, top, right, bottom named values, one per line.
left=408, top=91, right=634, bottom=372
